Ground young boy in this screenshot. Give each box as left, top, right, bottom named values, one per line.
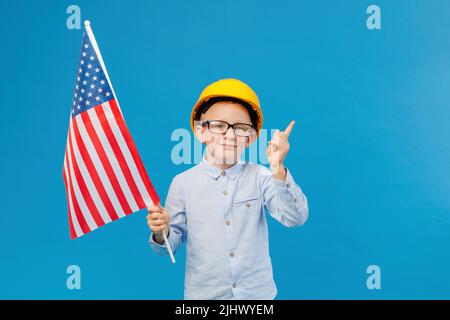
left=147, top=78, right=308, bottom=300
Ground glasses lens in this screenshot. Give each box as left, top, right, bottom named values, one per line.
left=207, top=120, right=255, bottom=136
left=208, top=121, right=228, bottom=134
left=234, top=124, right=255, bottom=137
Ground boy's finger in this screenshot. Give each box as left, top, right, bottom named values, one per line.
left=268, top=140, right=280, bottom=148
left=148, top=205, right=162, bottom=213
left=272, top=130, right=280, bottom=138
left=284, top=121, right=295, bottom=137
left=270, top=131, right=280, bottom=143
left=155, top=211, right=166, bottom=219
left=149, top=212, right=163, bottom=220
left=152, top=219, right=166, bottom=226
left=147, top=215, right=159, bottom=223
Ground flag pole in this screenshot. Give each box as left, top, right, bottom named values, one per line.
left=156, top=202, right=176, bottom=264
left=83, top=20, right=119, bottom=105
left=84, top=20, right=176, bottom=264
left=163, top=229, right=176, bottom=264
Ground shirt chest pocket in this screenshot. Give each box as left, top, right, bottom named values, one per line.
left=232, top=194, right=261, bottom=214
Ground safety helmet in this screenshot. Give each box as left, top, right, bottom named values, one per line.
left=190, top=78, right=263, bottom=136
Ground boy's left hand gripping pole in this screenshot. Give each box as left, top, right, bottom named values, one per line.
left=156, top=202, right=176, bottom=264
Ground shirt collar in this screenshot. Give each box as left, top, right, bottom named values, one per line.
left=200, top=155, right=243, bottom=180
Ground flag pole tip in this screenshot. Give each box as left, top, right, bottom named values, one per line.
left=84, top=20, right=91, bottom=27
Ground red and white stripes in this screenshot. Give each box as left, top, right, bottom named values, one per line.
left=63, top=99, right=159, bottom=239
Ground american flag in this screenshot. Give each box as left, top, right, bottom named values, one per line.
left=63, top=22, right=160, bottom=239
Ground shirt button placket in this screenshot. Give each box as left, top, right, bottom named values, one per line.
left=222, top=174, right=238, bottom=295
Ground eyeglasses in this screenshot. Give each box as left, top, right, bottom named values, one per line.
left=201, top=120, right=256, bottom=137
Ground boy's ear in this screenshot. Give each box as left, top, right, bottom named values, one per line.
left=194, top=122, right=206, bottom=144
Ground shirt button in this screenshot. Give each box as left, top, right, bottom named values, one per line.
left=230, top=252, right=234, bottom=258
left=223, top=190, right=228, bottom=195
left=294, top=198, right=298, bottom=203
left=245, top=202, right=251, bottom=207
left=221, top=171, right=226, bottom=176
left=232, top=283, right=237, bottom=288
left=286, top=183, right=291, bottom=189
left=225, top=220, right=231, bottom=226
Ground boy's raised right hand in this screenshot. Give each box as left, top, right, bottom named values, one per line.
left=147, top=203, right=170, bottom=245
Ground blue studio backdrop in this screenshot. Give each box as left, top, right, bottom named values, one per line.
left=1, top=0, right=450, bottom=299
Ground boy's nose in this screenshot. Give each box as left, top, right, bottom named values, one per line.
left=224, top=127, right=236, bottom=138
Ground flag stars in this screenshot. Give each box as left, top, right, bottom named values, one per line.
left=71, top=37, right=114, bottom=116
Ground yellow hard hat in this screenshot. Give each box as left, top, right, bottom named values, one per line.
left=190, top=78, right=263, bottom=136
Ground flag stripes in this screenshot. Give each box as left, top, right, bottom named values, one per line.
left=63, top=99, right=159, bottom=239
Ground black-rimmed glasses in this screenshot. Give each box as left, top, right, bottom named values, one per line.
left=201, top=120, right=256, bottom=137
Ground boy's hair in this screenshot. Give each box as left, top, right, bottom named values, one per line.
left=193, top=96, right=259, bottom=129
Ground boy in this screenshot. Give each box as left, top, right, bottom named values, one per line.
left=147, top=78, right=308, bottom=299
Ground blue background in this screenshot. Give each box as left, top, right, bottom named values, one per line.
left=1, top=0, right=450, bottom=299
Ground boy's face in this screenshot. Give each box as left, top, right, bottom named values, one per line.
left=195, top=101, right=257, bottom=165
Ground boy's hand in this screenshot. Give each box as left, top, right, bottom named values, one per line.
left=147, top=203, right=170, bottom=244
left=267, top=120, right=295, bottom=180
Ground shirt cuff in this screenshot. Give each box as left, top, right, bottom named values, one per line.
left=273, top=168, right=294, bottom=189
left=148, top=227, right=175, bottom=256
left=273, top=168, right=304, bottom=198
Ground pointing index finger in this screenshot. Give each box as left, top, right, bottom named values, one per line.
left=284, top=120, right=295, bottom=137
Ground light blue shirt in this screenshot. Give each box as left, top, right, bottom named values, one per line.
left=149, top=157, right=309, bottom=300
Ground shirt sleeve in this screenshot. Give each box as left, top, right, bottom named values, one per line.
left=149, top=175, right=187, bottom=256
left=259, top=165, right=309, bottom=227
